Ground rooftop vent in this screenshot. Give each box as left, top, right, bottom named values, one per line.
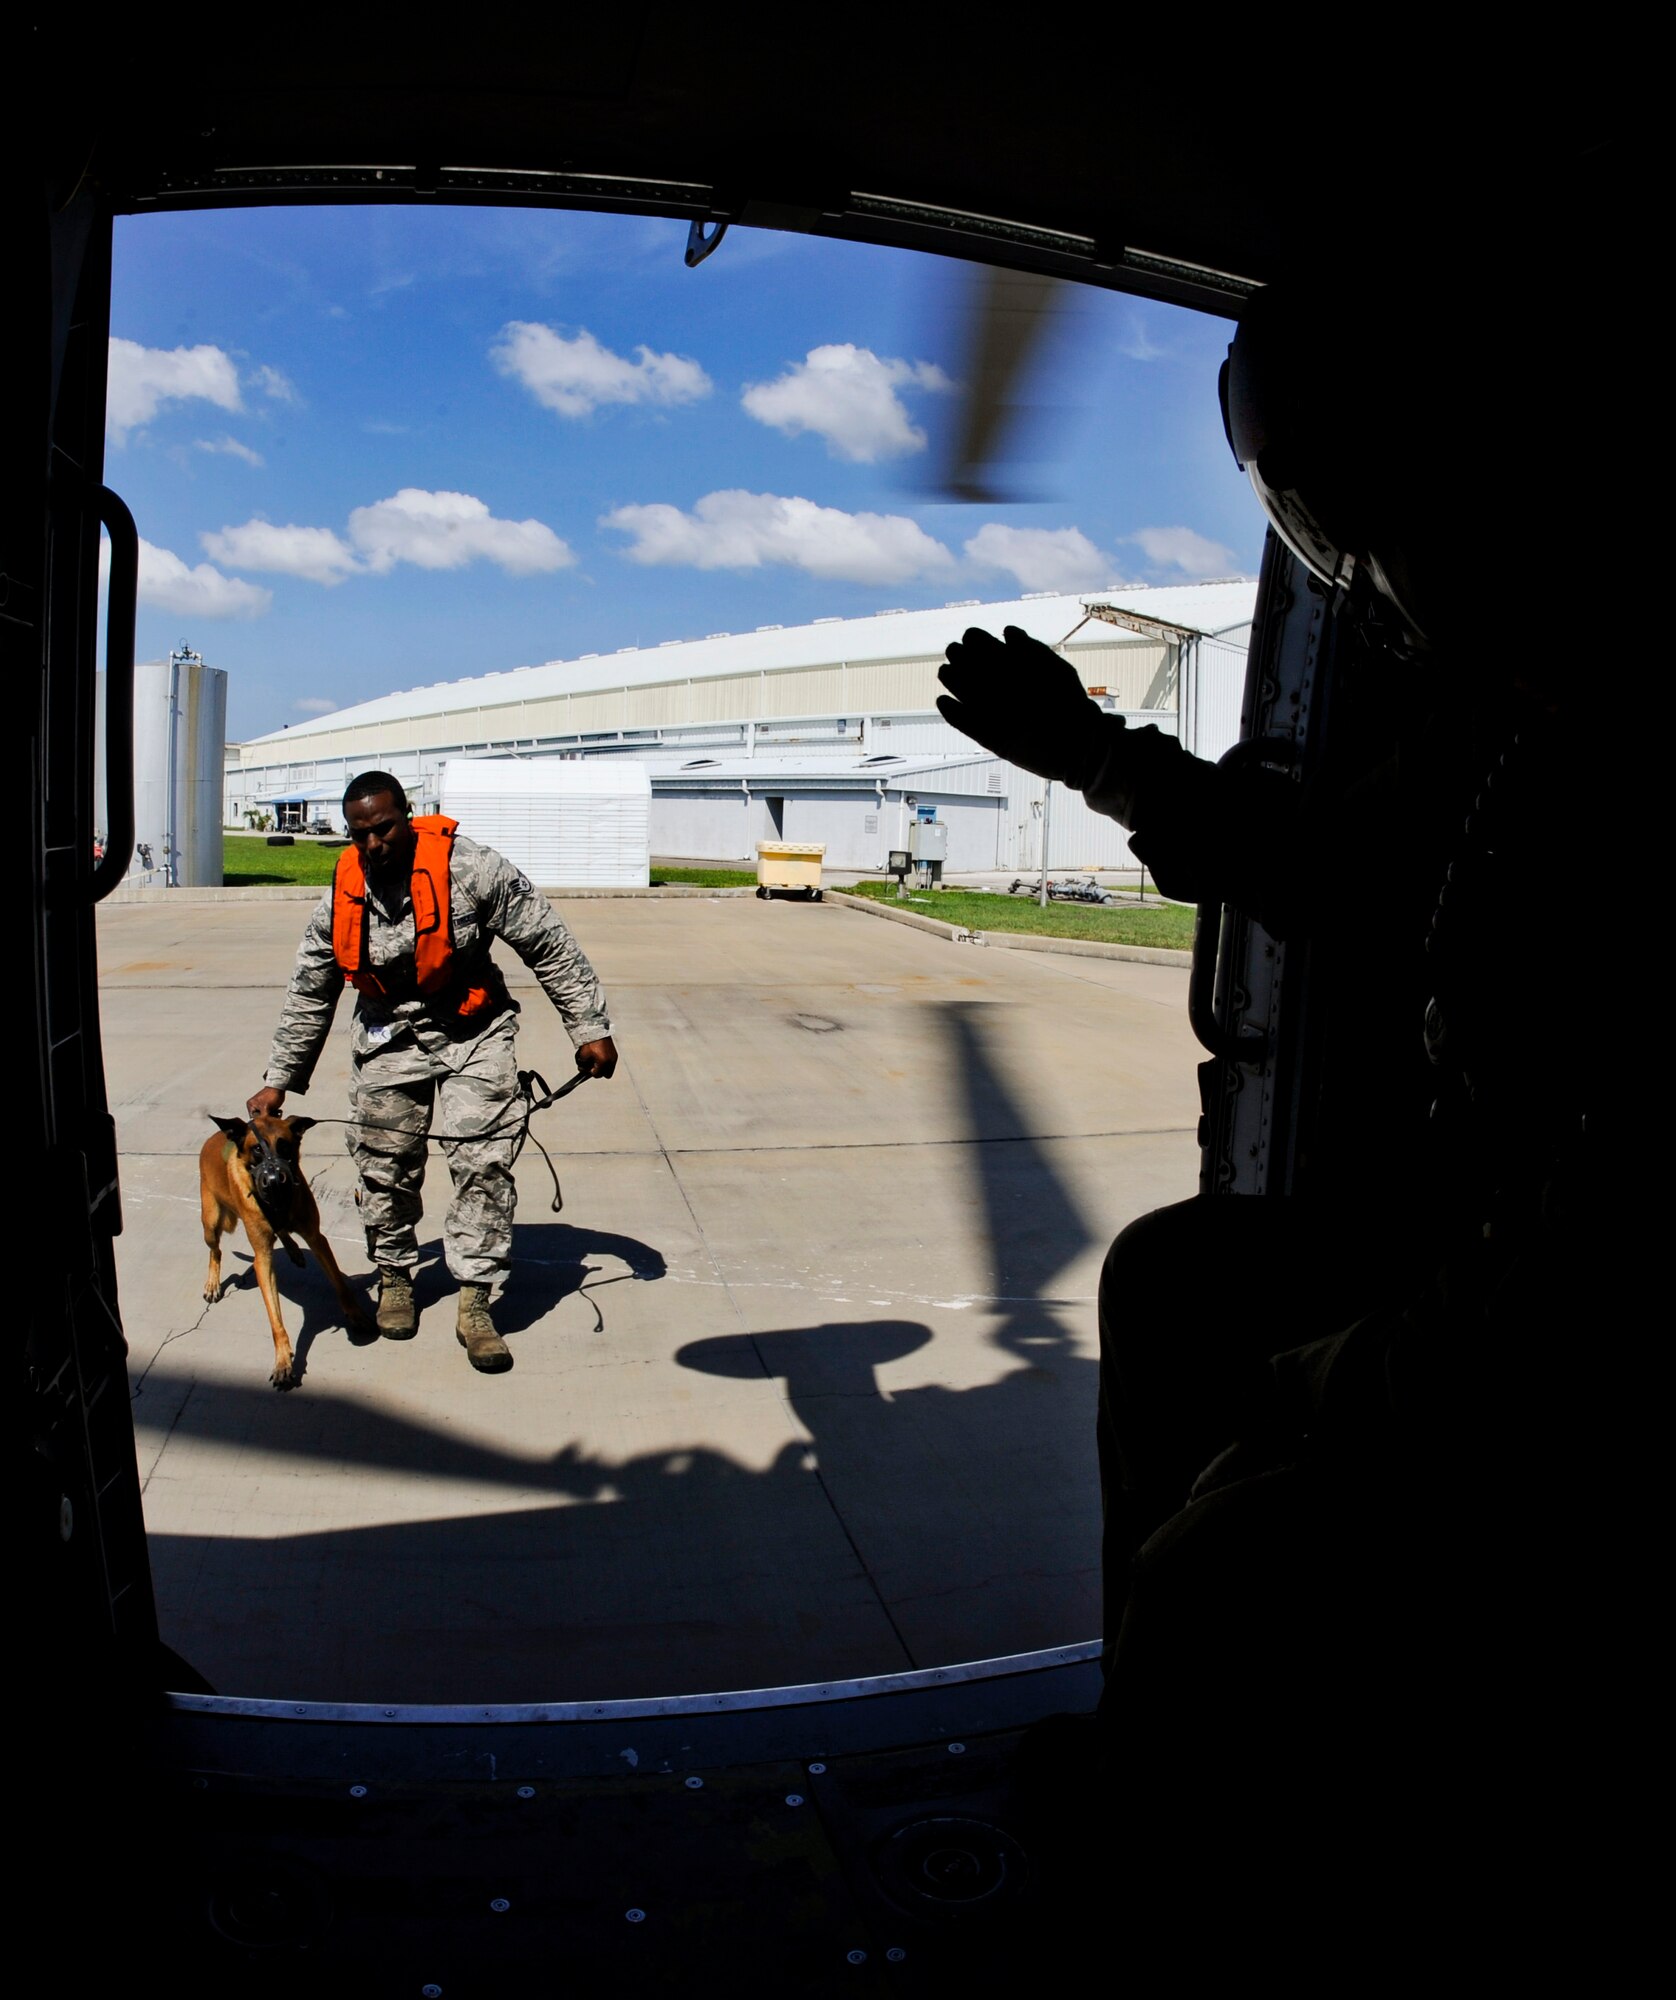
left=581, top=653, right=600, bottom=659
left=1021, top=590, right=1061, bottom=600
left=943, top=599, right=980, bottom=608
left=681, top=758, right=720, bottom=769
left=659, top=639, right=682, bottom=647
left=862, top=754, right=905, bottom=766
left=812, top=616, right=843, bottom=625
left=876, top=608, right=908, bottom=616
left=706, top=632, right=730, bottom=639
left=616, top=646, right=636, bottom=654
left=755, top=624, right=783, bottom=632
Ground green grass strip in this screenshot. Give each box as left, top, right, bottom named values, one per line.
left=839, top=879, right=1195, bottom=949
left=648, top=867, right=759, bottom=887
left=224, top=845, right=762, bottom=891
left=223, top=834, right=343, bottom=887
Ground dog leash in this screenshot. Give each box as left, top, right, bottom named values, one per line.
left=301, top=1068, right=592, bottom=1213
left=505, top=1068, right=587, bottom=1213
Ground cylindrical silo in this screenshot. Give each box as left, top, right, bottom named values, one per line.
left=97, top=645, right=228, bottom=886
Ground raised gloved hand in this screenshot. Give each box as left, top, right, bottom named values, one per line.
left=937, top=625, right=1116, bottom=792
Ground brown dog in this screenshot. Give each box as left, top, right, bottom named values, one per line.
left=199, top=1111, right=372, bottom=1389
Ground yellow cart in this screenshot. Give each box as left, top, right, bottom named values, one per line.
left=755, top=840, right=826, bottom=901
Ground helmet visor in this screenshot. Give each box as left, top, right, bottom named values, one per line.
left=1220, top=341, right=1349, bottom=591
left=1243, top=458, right=1349, bottom=589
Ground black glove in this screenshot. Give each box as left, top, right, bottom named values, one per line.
left=937, top=625, right=1116, bottom=791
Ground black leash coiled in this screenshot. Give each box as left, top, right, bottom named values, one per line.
left=301, top=1067, right=593, bottom=1213
left=510, top=1068, right=591, bottom=1213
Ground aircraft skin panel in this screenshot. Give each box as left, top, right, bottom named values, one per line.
left=28, top=27, right=1608, bottom=311
left=161, top=1643, right=1102, bottom=1779
left=25, top=189, right=159, bottom=1676
left=1195, top=535, right=1339, bottom=1201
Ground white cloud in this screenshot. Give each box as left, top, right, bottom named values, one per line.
left=964, top=524, right=1116, bottom=593
left=1118, top=312, right=1166, bottom=362
left=347, top=489, right=575, bottom=575
left=251, top=363, right=301, bottom=404
left=603, top=489, right=955, bottom=585
left=99, top=533, right=271, bottom=619
left=741, top=344, right=952, bottom=462
left=294, top=697, right=339, bottom=715
left=492, top=322, right=712, bottom=418
left=202, top=519, right=362, bottom=586
left=203, top=490, right=574, bottom=585
left=1128, top=525, right=1238, bottom=577
left=107, top=339, right=242, bottom=440
left=194, top=435, right=265, bottom=467
left=138, top=538, right=270, bottom=618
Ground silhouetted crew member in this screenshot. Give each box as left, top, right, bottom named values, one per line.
left=247, top=770, right=618, bottom=1372
left=940, top=256, right=1627, bottom=1962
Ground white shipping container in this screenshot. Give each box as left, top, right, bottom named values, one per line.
left=440, top=758, right=650, bottom=888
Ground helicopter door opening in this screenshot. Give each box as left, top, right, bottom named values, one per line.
left=85, top=200, right=1266, bottom=1711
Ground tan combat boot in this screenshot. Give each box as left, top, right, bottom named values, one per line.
left=375, top=1266, right=417, bottom=1339
left=456, top=1284, right=512, bottom=1372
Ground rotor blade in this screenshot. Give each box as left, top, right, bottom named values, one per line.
left=938, top=266, right=1077, bottom=504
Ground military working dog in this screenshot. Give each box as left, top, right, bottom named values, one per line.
left=200, top=1110, right=372, bottom=1388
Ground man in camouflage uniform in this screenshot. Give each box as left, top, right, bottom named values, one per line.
left=246, top=770, right=618, bottom=1373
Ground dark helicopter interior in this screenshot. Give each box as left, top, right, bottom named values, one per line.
left=15, top=22, right=1639, bottom=1992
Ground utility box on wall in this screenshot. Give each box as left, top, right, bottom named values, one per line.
left=908, top=817, right=946, bottom=886
left=440, top=759, right=651, bottom=888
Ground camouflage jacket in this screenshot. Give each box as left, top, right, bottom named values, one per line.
left=264, top=834, right=611, bottom=1093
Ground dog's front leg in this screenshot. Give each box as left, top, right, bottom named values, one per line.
left=250, top=1230, right=296, bottom=1390
left=202, top=1195, right=227, bottom=1305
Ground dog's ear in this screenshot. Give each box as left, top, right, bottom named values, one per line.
left=286, top=1116, right=316, bottom=1137
left=211, top=1114, right=249, bottom=1142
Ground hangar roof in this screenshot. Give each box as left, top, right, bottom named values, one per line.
left=247, top=579, right=1257, bottom=749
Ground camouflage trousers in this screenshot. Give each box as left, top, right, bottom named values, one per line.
left=347, top=1013, right=521, bottom=1291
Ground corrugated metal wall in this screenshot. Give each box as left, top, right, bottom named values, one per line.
left=651, top=789, right=756, bottom=860
left=1066, top=639, right=1173, bottom=706
left=1185, top=629, right=1252, bottom=764
left=783, top=793, right=874, bottom=865
left=650, top=786, right=1008, bottom=871
left=439, top=772, right=651, bottom=888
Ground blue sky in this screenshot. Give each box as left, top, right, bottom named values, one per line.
left=108, top=205, right=1266, bottom=739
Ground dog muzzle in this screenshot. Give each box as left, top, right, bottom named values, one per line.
left=249, top=1137, right=298, bottom=1203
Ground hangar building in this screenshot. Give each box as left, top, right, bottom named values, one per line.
left=226, top=579, right=1256, bottom=875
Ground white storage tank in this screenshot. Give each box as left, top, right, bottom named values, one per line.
left=440, top=758, right=651, bottom=888
left=96, top=644, right=228, bottom=887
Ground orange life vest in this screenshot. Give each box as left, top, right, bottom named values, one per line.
left=332, top=815, right=495, bottom=1020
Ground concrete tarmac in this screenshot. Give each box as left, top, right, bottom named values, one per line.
left=99, top=892, right=1202, bottom=1704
